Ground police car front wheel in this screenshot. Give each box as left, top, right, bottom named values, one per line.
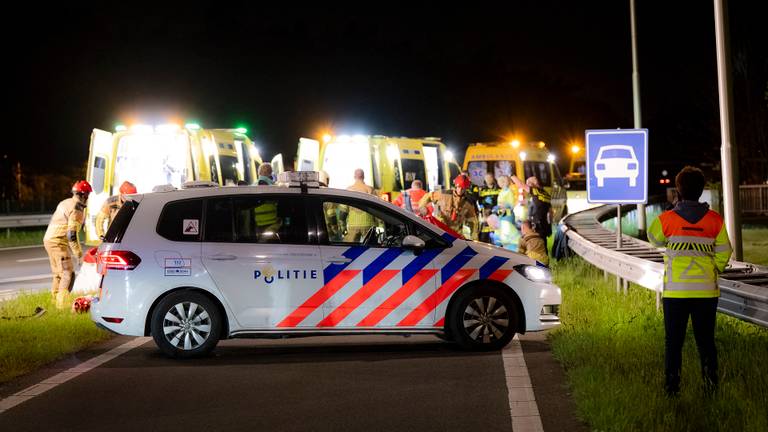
left=151, top=291, right=222, bottom=358
left=449, top=286, right=517, bottom=351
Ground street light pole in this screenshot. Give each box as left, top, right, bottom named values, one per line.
left=630, top=0, right=647, bottom=240
left=713, top=0, right=743, bottom=260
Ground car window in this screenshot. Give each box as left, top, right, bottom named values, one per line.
left=600, top=148, right=633, bottom=158
left=156, top=199, right=203, bottom=242
left=320, top=199, right=407, bottom=248
left=467, top=161, right=488, bottom=186
left=204, top=196, right=308, bottom=244
left=523, top=161, right=552, bottom=187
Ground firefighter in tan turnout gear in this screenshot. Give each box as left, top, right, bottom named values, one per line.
left=44, top=180, right=92, bottom=308
left=95, top=181, right=137, bottom=239
left=418, top=174, right=479, bottom=240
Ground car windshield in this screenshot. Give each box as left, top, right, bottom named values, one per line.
left=467, top=160, right=516, bottom=186
left=600, top=148, right=633, bottom=158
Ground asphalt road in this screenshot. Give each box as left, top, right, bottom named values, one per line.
left=0, top=334, right=586, bottom=432
left=0, top=246, right=50, bottom=300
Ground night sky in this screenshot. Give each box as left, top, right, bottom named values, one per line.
left=5, top=3, right=766, bottom=180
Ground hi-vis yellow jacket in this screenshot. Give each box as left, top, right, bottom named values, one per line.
left=648, top=208, right=731, bottom=298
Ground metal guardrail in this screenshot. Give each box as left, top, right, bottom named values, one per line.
left=739, top=184, right=768, bottom=216
left=0, top=214, right=52, bottom=229
left=562, top=204, right=768, bottom=328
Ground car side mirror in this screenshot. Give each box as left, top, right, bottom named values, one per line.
left=402, top=235, right=426, bottom=254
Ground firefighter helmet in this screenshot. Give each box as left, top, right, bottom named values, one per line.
left=119, top=181, right=137, bottom=195
left=72, top=296, right=92, bottom=314
left=71, top=180, right=93, bottom=195
left=453, top=174, right=471, bottom=189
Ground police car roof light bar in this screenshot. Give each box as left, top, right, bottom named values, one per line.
left=277, top=171, right=320, bottom=193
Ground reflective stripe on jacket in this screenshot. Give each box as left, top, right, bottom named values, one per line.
left=648, top=209, right=732, bottom=298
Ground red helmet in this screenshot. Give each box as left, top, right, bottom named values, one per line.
left=72, top=296, right=92, bottom=314
left=453, top=174, right=471, bottom=189
left=119, top=181, right=137, bottom=195
left=72, top=180, right=93, bottom=194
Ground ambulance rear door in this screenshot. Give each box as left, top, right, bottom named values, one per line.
left=297, top=138, right=319, bottom=171
left=85, top=128, right=114, bottom=244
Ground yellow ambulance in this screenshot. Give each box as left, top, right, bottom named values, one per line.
left=296, top=135, right=460, bottom=201
left=462, top=141, right=568, bottom=221
left=84, top=124, right=262, bottom=244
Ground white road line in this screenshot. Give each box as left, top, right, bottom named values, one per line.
left=503, top=335, right=544, bottom=432
left=16, top=257, right=49, bottom=263
left=0, top=274, right=51, bottom=284
left=0, top=245, right=45, bottom=252
left=0, top=337, right=150, bottom=415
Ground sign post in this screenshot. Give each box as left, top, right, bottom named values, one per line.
left=586, top=129, right=649, bottom=294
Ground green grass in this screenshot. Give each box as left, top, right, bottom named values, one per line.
left=0, top=292, right=112, bottom=384
left=742, top=227, right=768, bottom=266
left=0, top=228, right=45, bottom=248
left=549, top=257, right=768, bottom=432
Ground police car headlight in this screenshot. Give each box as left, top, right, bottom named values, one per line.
left=514, top=264, right=552, bottom=283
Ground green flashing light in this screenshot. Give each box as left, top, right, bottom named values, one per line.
left=185, top=123, right=201, bottom=130
left=115, top=124, right=127, bottom=131
left=235, top=127, right=248, bottom=134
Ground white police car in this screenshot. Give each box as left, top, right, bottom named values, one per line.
left=91, top=172, right=561, bottom=358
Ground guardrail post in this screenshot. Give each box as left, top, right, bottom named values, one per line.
left=617, top=205, right=623, bottom=293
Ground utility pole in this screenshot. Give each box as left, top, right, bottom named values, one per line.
left=714, top=0, right=743, bottom=260
left=630, top=0, right=647, bottom=240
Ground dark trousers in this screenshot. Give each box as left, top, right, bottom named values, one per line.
left=662, top=297, right=719, bottom=393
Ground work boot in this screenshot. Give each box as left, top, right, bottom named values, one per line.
left=702, top=367, right=718, bottom=398
left=665, top=374, right=680, bottom=398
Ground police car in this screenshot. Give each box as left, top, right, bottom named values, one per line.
left=91, top=172, right=561, bottom=358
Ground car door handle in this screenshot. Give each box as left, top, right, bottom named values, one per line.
left=327, top=256, right=352, bottom=264
left=208, top=254, right=237, bottom=261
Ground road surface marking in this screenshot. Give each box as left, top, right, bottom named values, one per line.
left=16, top=257, right=49, bottom=263
left=0, top=274, right=51, bottom=284
left=0, top=245, right=45, bottom=252
left=0, top=337, right=150, bottom=415
left=503, top=335, right=544, bottom=432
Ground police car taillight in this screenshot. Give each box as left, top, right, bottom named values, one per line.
left=99, top=251, right=141, bottom=270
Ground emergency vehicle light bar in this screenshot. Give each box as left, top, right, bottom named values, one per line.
left=182, top=181, right=219, bottom=189
left=277, top=171, right=320, bottom=189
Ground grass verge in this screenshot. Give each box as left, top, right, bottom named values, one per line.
left=0, top=292, right=112, bottom=384
left=550, top=257, right=768, bottom=432
left=742, top=227, right=768, bottom=266
left=0, top=228, right=45, bottom=248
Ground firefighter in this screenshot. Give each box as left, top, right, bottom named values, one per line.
left=648, top=166, right=732, bottom=396
left=44, top=180, right=91, bottom=309
left=418, top=174, right=479, bottom=240
left=392, top=179, right=427, bottom=213
left=513, top=175, right=552, bottom=243
left=517, top=221, right=548, bottom=266
left=475, top=173, right=501, bottom=243
left=95, top=181, right=137, bottom=239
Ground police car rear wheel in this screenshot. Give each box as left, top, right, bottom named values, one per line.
left=449, top=287, right=516, bottom=351
left=151, top=291, right=221, bottom=358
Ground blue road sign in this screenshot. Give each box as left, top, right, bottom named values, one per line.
left=586, top=129, right=648, bottom=204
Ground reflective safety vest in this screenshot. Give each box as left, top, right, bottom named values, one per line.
left=254, top=201, right=279, bottom=227
left=476, top=185, right=501, bottom=209
left=648, top=209, right=732, bottom=298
